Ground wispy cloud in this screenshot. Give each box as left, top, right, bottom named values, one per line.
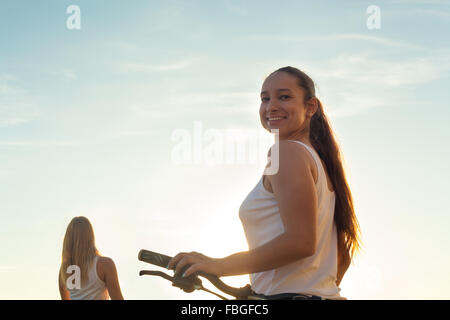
left=52, top=69, right=77, bottom=81
left=130, top=104, right=169, bottom=118
left=246, top=33, right=423, bottom=50
left=413, top=8, right=450, bottom=19
left=167, top=91, right=258, bottom=114
left=0, top=134, right=158, bottom=147
left=223, top=0, right=248, bottom=16
left=117, top=60, right=193, bottom=73
left=105, top=40, right=140, bottom=52
left=392, top=0, right=450, bottom=4
left=124, top=91, right=258, bottom=121
left=0, top=140, right=86, bottom=147
left=122, top=50, right=449, bottom=120
left=311, top=53, right=444, bottom=87
left=323, top=91, right=387, bottom=118
left=305, top=52, right=450, bottom=117
left=0, top=74, right=39, bottom=126
left=0, top=77, right=23, bottom=95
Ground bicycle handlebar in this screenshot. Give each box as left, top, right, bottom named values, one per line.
left=138, top=249, right=172, bottom=269
left=138, top=249, right=253, bottom=299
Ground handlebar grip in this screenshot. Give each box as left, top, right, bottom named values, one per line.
left=138, top=249, right=172, bottom=269
left=138, top=249, right=253, bottom=299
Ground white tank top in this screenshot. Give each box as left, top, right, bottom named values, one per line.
left=68, top=256, right=109, bottom=300
left=239, top=140, right=345, bottom=299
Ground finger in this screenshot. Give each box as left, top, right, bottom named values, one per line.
left=182, top=263, right=203, bottom=278
left=167, top=252, right=187, bottom=270
left=175, top=255, right=195, bottom=275
left=167, top=254, right=179, bottom=270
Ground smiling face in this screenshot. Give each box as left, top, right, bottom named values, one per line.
left=259, top=71, right=317, bottom=141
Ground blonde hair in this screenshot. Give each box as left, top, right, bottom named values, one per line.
left=59, top=216, right=100, bottom=287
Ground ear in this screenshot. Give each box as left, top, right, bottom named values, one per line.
left=305, top=97, right=319, bottom=118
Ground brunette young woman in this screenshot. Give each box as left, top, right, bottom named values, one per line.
left=168, top=66, right=361, bottom=300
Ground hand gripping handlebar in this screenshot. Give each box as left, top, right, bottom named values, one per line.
left=138, top=249, right=254, bottom=299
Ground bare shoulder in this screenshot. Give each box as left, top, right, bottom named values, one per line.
left=271, top=140, right=314, bottom=169
left=282, top=140, right=312, bottom=155
left=265, top=140, right=315, bottom=188
left=98, top=256, right=115, bottom=269
left=97, top=256, right=116, bottom=280
left=268, top=140, right=311, bottom=157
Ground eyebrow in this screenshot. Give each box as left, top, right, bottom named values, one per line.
left=260, top=88, right=292, bottom=96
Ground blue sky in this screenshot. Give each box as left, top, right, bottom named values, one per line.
left=1, top=0, right=450, bottom=299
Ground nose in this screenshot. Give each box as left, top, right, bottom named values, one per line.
left=266, top=102, right=280, bottom=114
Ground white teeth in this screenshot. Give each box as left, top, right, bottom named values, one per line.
left=268, top=117, right=285, bottom=121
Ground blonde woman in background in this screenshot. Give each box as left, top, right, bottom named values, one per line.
left=58, top=216, right=124, bottom=300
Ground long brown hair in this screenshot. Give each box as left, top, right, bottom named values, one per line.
left=269, top=66, right=362, bottom=262
left=59, top=216, right=100, bottom=287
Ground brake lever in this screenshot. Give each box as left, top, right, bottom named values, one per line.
left=139, top=270, right=203, bottom=293
left=196, top=271, right=253, bottom=299
left=138, top=250, right=252, bottom=299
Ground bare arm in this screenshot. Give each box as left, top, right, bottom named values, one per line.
left=336, top=233, right=351, bottom=286
left=171, top=141, right=318, bottom=277
left=58, top=270, right=70, bottom=300
left=221, top=141, right=317, bottom=275
left=103, top=258, right=124, bottom=300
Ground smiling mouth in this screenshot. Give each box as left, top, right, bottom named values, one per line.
left=267, top=116, right=287, bottom=121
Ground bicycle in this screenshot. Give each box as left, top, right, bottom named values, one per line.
left=138, top=249, right=330, bottom=300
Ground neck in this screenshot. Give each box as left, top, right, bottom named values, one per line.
left=279, top=129, right=311, bottom=147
